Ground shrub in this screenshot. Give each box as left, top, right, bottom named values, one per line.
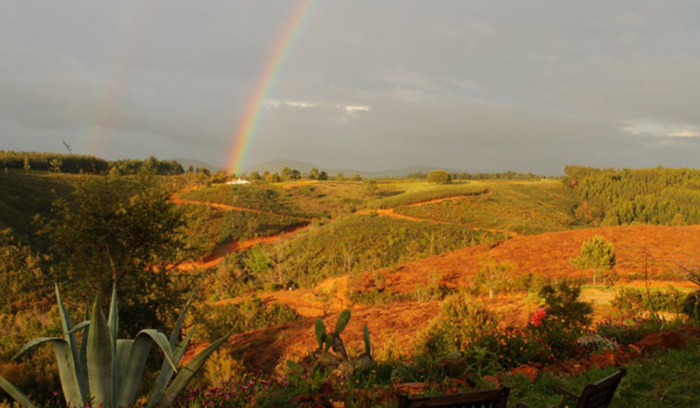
left=476, top=257, right=515, bottom=298
left=533, top=282, right=593, bottom=358
left=419, top=292, right=497, bottom=355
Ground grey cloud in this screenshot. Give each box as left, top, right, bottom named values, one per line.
left=2, top=0, right=700, bottom=173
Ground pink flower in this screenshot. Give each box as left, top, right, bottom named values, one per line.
left=530, top=308, right=547, bottom=327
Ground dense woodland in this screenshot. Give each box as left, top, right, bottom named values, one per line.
left=565, top=166, right=700, bottom=226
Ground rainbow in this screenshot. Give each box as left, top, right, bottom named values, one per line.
left=88, top=4, right=148, bottom=158
left=226, top=0, right=320, bottom=175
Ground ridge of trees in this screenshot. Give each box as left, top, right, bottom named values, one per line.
left=564, top=165, right=700, bottom=226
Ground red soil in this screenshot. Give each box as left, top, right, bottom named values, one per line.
left=199, top=225, right=700, bottom=371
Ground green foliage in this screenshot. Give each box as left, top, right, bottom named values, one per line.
left=378, top=183, right=484, bottom=209
left=395, top=181, right=578, bottom=235
left=565, top=165, right=700, bottom=226
left=0, top=230, right=47, bottom=313
left=0, top=150, right=109, bottom=174
left=0, top=172, right=78, bottom=249
left=180, top=184, right=311, bottom=218
left=109, top=156, right=184, bottom=175
left=476, top=257, right=514, bottom=298
left=427, top=170, right=452, bottom=184
left=419, top=292, right=497, bottom=355
left=39, top=174, right=189, bottom=334
left=260, top=214, right=503, bottom=288
left=612, top=287, right=687, bottom=315
left=182, top=204, right=304, bottom=259
left=539, top=282, right=593, bottom=330
left=192, top=297, right=299, bottom=342
left=571, top=236, right=616, bottom=286
left=534, top=282, right=593, bottom=358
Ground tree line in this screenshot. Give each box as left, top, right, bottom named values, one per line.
left=564, top=165, right=700, bottom=226
left=408, top=170, right=545, bottom=180
left=0, top=151, right=184, bottom=175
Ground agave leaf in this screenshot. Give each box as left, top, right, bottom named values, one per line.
left=52, top=340, right=86, bottom=407
left=56, top=284, right=89, bottom=396
left=314, top=318, right=326, bottom=349
left=116, top=330, right=177, bottom=408
left=334, top=309, right=351, bottom=335
left=11, top=337, right=63, bottom=361
left=79, top=304, right=90, bottom=397
left=11, top=337, right=84, bottom=407
left=67, top=320, right=90, bottom=335
left=168, top=290, right=195, bottom=347
left=87, top=297, right=113, bottom=408
left=148, top=326, right=196, bottom=408
left=114, top=340, right=133, bottom=400
left=107, top=286, right=119, bottom=403
left=54, top=284, right=88, bottom=397
left=158, top=330, right=233, bottom=408
left=0, top=374, right=36, bottom=408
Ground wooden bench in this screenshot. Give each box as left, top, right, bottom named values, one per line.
left=516, top=369, right=626, bottom=408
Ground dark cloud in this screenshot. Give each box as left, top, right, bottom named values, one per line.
left=2, top=0, right=700, bottom=174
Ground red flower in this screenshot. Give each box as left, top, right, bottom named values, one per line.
left=530, top=308, right=547, bottom=327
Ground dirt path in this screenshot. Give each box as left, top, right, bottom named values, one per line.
left=171, top=195, right=312, bottom=222
left=171, top=191, right=312, bottom=271
left=178, top=224, right=311, bottom=271
left=358, top=191, right=518, bottom=237
left=359, top=207, right=518, bottom=238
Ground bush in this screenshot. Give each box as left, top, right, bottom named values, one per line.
left=418, top=292, right=497, bottom=355
left=427, top=170, right=452, bottom=185
left=533, top=282, right=593, bottom=358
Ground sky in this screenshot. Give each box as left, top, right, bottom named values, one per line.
left=1, top=0, right=700, bottom=174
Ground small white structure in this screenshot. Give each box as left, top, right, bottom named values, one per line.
left=226, top=178, right=252, bottom=185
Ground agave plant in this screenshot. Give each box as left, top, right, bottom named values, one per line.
left=0, top=285, right=232, bottom=408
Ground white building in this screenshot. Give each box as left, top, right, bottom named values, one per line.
left=226, top=178, right=252, bottom=185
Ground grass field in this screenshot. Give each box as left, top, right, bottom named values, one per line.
left=266, top=213, right=506, bottom=286
left=393, top=180, right=579, bottom=235
left=0, top=172, right=80, bottom=248
left=373, top=180, right=488, bottom=208
left=180, top=184, right=312, bottom=217
left=182, top=204, right=307, bottom=258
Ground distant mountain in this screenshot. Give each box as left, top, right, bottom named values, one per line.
left=172, top=158, right=222, bottom=173
left=245, top=159, right=462, bottom=178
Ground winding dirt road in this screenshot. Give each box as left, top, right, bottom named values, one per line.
left=171, top=192, right=311, bottom=270
left=360, top=193, right=519, bottom=238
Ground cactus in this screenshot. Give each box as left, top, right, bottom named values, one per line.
left=0, top=286, right=231, bottom=408
left=291, top=309, right=372, bottom=376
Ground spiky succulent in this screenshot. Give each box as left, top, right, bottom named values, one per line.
left=0, top=285, right=231, bottom=408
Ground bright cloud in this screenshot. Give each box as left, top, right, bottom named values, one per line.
left=622, top=121, right=700, bottom=138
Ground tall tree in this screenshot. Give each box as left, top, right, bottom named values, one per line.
left=40, top=172, right=189, bottom=333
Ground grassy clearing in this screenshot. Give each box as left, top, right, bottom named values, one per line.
left=373, top=181, right=487, bottom=208
left=507, top=341, right=700, bottom=408
left=394, top=181, right=579, bottom=235
left=265, top=213, right=505, bottom=287
left=182, top=204, right=306, bottom=257
left=282, top=181, right=375, bottom=216
left=180, top=184, right=311, bottom=217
